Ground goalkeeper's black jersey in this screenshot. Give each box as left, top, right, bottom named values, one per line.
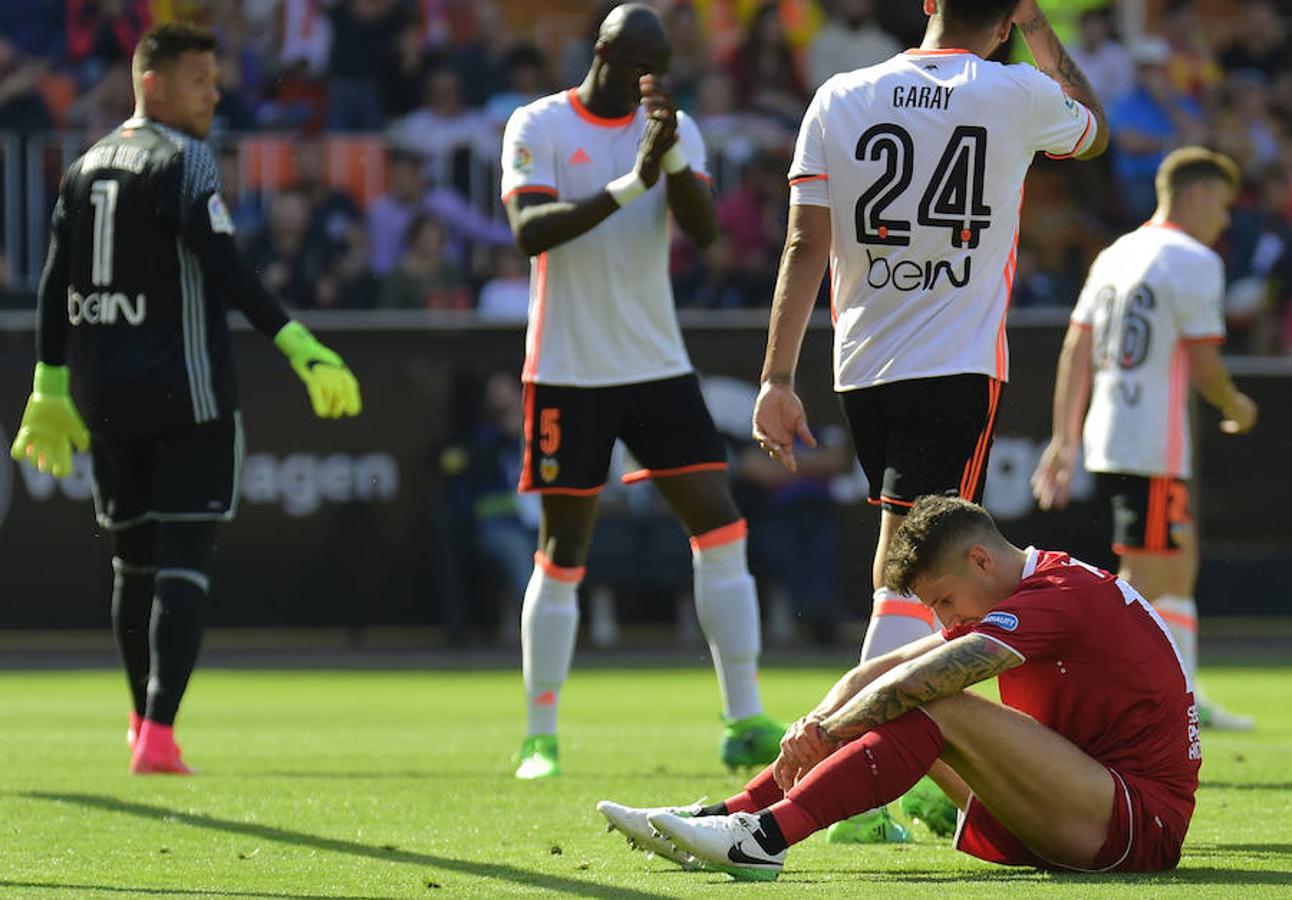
left=36, top=117, right=289, bottom=435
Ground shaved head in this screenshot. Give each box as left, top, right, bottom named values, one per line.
left=597, top=3, right=670, bottom=57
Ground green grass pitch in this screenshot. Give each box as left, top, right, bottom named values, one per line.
left=0, top=665, right=1289, bottom=898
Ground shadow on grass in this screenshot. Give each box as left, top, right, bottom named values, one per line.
left=793, top=858, right=1292, bottom=887
left=1199, top=782, right=1292, bottom=791
left=1188, top=841, right=1292, bottom=860
left=258, top=770, right=719, bottom=781
left=19, top=792, right=668, bottom=900
left=0, top=881, right=396, bottom=900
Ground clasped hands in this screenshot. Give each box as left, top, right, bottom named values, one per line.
left=772, top=714, right=843, bottom=791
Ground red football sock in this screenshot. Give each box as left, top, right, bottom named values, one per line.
left=769, top=710, right=944, bottom=845
left=723, top=765, right=785, bottom=814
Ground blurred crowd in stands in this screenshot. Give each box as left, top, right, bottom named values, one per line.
left=2, top=0, right=1292, bottom=353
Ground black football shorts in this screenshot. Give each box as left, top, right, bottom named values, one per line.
left=839, top=374, right=1001, bottom=513
left=89, top=413, right=243, bottom=530
left=1095, top=472, right=1191, bottom=555
left=519, top=374, right=727, bottom=494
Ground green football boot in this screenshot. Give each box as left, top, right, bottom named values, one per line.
left=825, top=806, right=912, bottom=844
left=719, top=713, right=785, bottom=770
left=1197, top=700, right=1254, bottom=731
left=899, top=776, right=958, bottom=837
left=514, top=735, right=559, bottom=779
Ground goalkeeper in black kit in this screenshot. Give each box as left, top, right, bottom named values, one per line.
left=8, top=23, right=361, bottom=774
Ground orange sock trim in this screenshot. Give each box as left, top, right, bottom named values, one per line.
left=689, top=519, right=748, bottom=553
left=873, top=597, right=936, bottom=626
left=534, top=551, right=585, bottom=584
left=1155, top=609, right=1197, bottom=633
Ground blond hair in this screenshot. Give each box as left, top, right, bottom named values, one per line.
left=1155, top=146, right=1241, bottom=203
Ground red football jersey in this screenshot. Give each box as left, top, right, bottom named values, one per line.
left=944, top=549, right=1201, bottom=811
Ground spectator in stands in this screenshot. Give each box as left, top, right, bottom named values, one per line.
left=450, top=0, right=514, bottom=108
left=65, top=0, right=151, bottom=83
left=692, top=69, right=784, bottom=170
left=367, top=148, right=511, bottom=277
left=1068, top=7, right=1134, bottom=107
left=476, top=245, right=531, bottom=321
left=325, top=0, right=405, bottom=132
left=388, top=66, right=497, bottom=187
left=1160, top=0, right=1223, bottom=105
left=0, top=3, right=63, bottom=60
left=661, top=0, right=711, bottom=112
left=213, top=41, right=257, bottom=134
left=1009, top=242, right=1062, bottom=308
left=316, top=223, right=380, bottom=309
left=483, top=44, right=550, bottom=129
left=380, top=18, right=438, bottom=120
left=278, top=0, right=333, bottom=78
left=676, top=233, right=757, bottom=309
left=1225, top=163, right=1292, bottom=354
left=556, top=2, right=616, bottom=91
left=65, top=60, right=135, bottom=142
left=1218, top=0, right=1290, bottom=83
left=808, top=0, right=900, bottom=91
left=292, top=139, right=362, bottom=258
left=467, top=372, right=540, bottom=641
left=740, top=425, right=851, bottom=645
left=247, top=187, right=326, bottom=309
left=378, top=214, right=470, bottom=310
left=1110, top=37, right=1205, bottom=223
left=1228, top=72, right=1283, bottom=176
left=216, top=144, right=265, bottom=244
left=710, top=148, right=790, bottom=304
left=368, top=149, right=426, bottom=274
left=728, top=2, right=808, bottom=128
left=0, top=248, right=34, bottom=309
left=0, top=38, right=53, bottom=134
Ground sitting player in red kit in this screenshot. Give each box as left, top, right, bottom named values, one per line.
left=599, top=496, right=1201, bottom=880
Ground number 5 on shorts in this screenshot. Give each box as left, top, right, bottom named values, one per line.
left=540, top=408, right=561, bottom=455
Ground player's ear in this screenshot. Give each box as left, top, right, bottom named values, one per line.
left=923, top=0, right=936, bottom=16
left=140, top=69, right=163, bottom=105
left=966, top=544, right=992, bottom=576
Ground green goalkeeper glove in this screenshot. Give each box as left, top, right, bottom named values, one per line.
left=273, top=321, right=363, bottom=419
left=9, top=362, right=91, bottom=477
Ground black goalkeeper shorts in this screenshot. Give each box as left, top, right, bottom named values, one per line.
left=89, top=413, right=244, bottom=531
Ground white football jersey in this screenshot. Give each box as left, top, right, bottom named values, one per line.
left=789, top=49, right=1097, bottom=390
left=500, top=90, right=709, bottom=386
left=1072, top=223, right=1225, bottom=479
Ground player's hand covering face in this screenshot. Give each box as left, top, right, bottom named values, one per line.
left=273, top=322, right=363, bottom=419
left=10, top=363, right=91, bottom=478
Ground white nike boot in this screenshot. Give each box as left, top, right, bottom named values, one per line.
left=648, top=811, right=785, bottom=881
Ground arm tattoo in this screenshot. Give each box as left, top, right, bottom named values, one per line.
left=821, top=635, right=1021, bottom=742
left=1017, top=11, right=1104, bottom=118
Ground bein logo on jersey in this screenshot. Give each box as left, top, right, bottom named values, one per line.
left=67, top=289, right=147, bottom=326
left=980, top=611, right=1019, bottom=631
left=865, top=249, right=970, bottom=292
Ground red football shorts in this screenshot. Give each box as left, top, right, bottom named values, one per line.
left=954, top=768, right=1194, bottom=872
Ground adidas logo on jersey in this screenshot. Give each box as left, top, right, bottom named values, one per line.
left=569, top=148, right=591, bottom=165
left=67, top=289, right=147, bottom=326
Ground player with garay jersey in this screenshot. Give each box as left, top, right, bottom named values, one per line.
left=602, top=497, right=1201, bottom=880
left=750, top=0, right=1109, bottom=841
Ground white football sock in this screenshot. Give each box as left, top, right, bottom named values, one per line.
left=1153, top=594, right=1199, bottom=684
left=692, top=521, right=763, bottom=721
left=860, top=587, right=937, bottom=663
left=521, top=552, right=582, bottom=737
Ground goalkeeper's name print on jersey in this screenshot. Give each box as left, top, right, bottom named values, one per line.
left=788, top=50, right=1098, bottom=391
